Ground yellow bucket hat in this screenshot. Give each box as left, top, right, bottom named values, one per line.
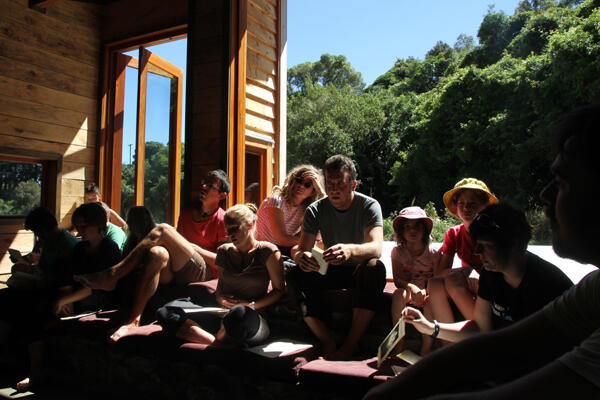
left=443, top=178, right=498, bottom=218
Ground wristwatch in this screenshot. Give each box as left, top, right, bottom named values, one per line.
left=250, top=301, right=256, bottom=310
left=431, top=320, right=440, bottom=339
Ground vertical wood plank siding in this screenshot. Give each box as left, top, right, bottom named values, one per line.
left=184, top=0, right=230, bottom=208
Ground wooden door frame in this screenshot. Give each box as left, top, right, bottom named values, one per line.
left=99, top=26, right=185, bottom=224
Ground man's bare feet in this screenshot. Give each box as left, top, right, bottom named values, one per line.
left=16, top=377, right=33, bottom=392
left=109, top=321, right=139, bottom=343
left=74, top=267, right=118, bottom=291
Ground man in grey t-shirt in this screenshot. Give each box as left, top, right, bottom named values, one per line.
left=292, top=155, right=386, bottom=361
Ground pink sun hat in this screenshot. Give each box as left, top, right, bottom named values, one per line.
left=393, top=206, right=433, bottom=236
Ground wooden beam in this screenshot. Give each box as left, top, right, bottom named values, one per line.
left=135, top=48, right=150, bottom=206
left=30, top=0, right=63, bottom=9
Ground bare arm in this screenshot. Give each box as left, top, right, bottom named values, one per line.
left=109, top=208, right=127, bottom=229
left=438, top=251, right=454, bottom=271
left=404, top=296, right=492, bottom=343
left=292, top=231, right=320, bottom=272
left=53, top=286, right=93, bottom=315
left=216, top=251, right=284, bottom=309
left=265, top=207, right=300, bottom=247
left=253, top=250, right=285, bottom=309
left=190, top=243, right=218, bottom=271
left=323, top=225, right=383, bottom=265
left=364, top=311, right=578, bottom=400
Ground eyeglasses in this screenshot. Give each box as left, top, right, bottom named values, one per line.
left=473, top=213, right=500, bottom=230
left=225, top=225, right=240, bottom=235
left=294, top=177, right=312, bottom=189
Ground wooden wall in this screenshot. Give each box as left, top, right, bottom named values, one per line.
left=102, top=0, right=187, bottom=43
left=183, top=0, right=230, bottom=208
left=0, top=0, right=103, bottom=274
left=244, top=0, right=282, bottom=193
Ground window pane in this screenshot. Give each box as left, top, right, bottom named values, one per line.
left=143, top=72, right=171, bottom=223
left=245, top=152, right=261, bottom=207
left=0, top=161, right=42, bottom=216
left=121, top=64, right=138, bottom=217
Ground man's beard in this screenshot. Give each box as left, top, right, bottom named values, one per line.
left=192, top=198, right=204, bottom=211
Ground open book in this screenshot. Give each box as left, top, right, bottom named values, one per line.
left=181, top=306, right=230, bottom=316
left=377, top=317, right=406, bottom=368
left=8, top=248, right=28, bottom=265
left=311, top=246, right=328, bottom=275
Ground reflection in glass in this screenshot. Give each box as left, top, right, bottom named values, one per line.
left=143, top=72, right=171, bottom=223
left=121, top=65, right=138, bottom=217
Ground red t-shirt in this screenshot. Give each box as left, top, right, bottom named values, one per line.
left=177, top=208, right=228, bottom=278
left=439, top=224, right=482, bottom=272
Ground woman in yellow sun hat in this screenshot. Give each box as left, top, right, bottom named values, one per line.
left=427, top=178, right=498, bottom=327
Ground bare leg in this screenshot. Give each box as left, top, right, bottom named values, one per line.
left=16, top=340, right=42, bottom=391
left=420, top=302, right=434, bottom=356
left=445, top=268, right=476, bottom=320
left=304, top=316, right=337, bottom=359
left=109, top=246, right=170, bottom=342
left=334, top=308, right=375, bottom=360
left=391, top=289, right=409, bottom=356
left=176, top=318, right=215, bottom=345
left=428, top=276, right=455, bottom=323
left=75, top=223, right=195, bottom=290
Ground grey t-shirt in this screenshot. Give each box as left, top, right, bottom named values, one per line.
left=302, top=191, right=383, bottom=267
left=544, top=269, right=600, bottom=388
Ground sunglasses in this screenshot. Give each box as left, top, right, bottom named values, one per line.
left=225, top=225, right=240, bottom=235
left=294, top=177, right=312, bottom=189
left=201, top=179, right=220, bottom=191
left=473, top=213, right=500, bottom=230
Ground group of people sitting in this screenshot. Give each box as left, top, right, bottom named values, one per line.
left=2, top=104, right=600, bottom=398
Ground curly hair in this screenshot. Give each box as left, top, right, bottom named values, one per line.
left=276, top=164, right=324, bottom=206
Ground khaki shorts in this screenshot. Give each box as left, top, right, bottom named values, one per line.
left=175, top=252, right=210, bottom=284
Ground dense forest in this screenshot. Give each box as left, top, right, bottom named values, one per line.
left=287, top=0, right=600, bottom=226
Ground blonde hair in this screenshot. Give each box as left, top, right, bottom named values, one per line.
left=277, top=164, right=324, bottom=206
left=224, top=204, right=257, bottom=227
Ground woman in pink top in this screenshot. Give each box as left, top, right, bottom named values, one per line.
left=391, top=206, right=442, bottom=355
left=256, top=165, right=324, bottom=257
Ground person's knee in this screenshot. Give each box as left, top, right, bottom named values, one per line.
left=148, top=246, right=169, bottom=264
left=222, top=305, right=261, bottom=344
left=428, top=276, right=446, bottom=297
left=392, top=288, right=408, bottom=302
left=445, top=269, right=468, bottom=291
left=155, top=306, right=187, bottom=335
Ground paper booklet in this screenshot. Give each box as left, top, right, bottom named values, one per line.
left=247, top=340, right=313, bottom=358
left=311, top=246, right=328, bottom=275
left=181, top=306, right=230, bottom=316
left=396, top=349, right=422, bottom=365
left=377, top=317, right=406, bottom=368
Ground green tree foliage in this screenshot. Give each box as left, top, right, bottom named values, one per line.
left=288, top=54, right=365, bottom=93
left=120, top=141, right=185, bottom=223
left=0, top=161, right=42, bottom=216
left=287, top=0, right=600, bottom=242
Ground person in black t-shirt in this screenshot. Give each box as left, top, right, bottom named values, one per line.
left=401, top=202, right=572, bottom=343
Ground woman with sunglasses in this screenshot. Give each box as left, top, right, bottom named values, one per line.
left=256, top=165, right=324, bottom=257
left=401, top=202, right=572, bottom=344
left=156, top=204, right=284, bottom=347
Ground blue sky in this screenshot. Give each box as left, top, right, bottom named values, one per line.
left=122, top=1, right=523, bottom=161
left=288, top=0, right=523, bottom=85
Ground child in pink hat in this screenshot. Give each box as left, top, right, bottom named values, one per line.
left=391, top=206, right=442, bottom=356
